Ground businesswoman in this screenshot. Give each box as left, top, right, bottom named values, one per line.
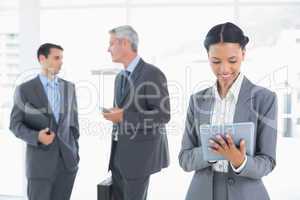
left=179, top=22, right=277, bottom=200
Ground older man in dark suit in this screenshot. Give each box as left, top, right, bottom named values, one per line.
left=103, top=25, right=171, bottom=200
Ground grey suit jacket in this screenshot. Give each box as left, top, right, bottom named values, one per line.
left=179, top=77, right=277, bottom=200
left=109, top=59, right=170, bottom=179
left=9, top=76, right=80, bottom=179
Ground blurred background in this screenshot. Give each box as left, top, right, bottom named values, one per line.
left=1, top=0, right=300, bottom=199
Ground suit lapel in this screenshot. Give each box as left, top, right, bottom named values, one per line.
left=33, top=76, right=58, bottom=127
left=234, top=77, right=255, bottom=123
left=194, top=88, right=214, bottom=146
left=118, top=59, right=145, bottom=106
left=58, top=79, right=68, bottom=126
left=33, top=76, right=50, bottom=112
left=198, top=88, right=214, bottom=125
left=115, top=73, right=123, bottom=107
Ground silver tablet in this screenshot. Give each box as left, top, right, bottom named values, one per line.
left=199, top=122, right=255, bottom=161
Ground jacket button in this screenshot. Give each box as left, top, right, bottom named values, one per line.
left=227, top=177, right=235, bottom=185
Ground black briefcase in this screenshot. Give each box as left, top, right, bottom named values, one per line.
left=97, top=176, right=113, bottom=200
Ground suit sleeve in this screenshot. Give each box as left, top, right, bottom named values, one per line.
left=113, top=74, right=118, bottom=108
left=123, top=69, right=170, bottom=128
left=111, top=74, right=119, bottom=134
left=178, top=95, right=212, bottom=172
left=9, top=85, right=39, bottom=146
left=237, top=92, right=278, bottom=179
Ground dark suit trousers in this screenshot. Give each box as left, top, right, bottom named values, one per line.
left=27, top=152, right=77, bottom=200
left=111, top=141, right=150, bottom=200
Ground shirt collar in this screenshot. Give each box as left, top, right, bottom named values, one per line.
left=213, top=73, right=244, bottom=101
left=229, top=73, right=244, bottom=100
left=125, top=55, right=140, bottom=74
left=39, top=73, right=59, bottom=87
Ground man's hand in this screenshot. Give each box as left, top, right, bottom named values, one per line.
left=209, top=133, right=246, bottom=168
left=102, top=108, right=124, bottom=123
left=38, top=128, right=56, bottom=145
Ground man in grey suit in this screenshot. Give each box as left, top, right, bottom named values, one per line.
left=10, top=43, right=80, bottom=200
left=102, top=25, right=170, bottom=200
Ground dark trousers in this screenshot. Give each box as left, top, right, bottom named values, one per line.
left=111, top=141, right=150, bottom=200
left=27, top=153, right=77, bottom=200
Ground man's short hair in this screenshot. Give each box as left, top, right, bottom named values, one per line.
left=37, top=43, right=63, bottom=61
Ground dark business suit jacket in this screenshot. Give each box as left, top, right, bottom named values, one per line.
left=9, top=76, right=80, bottom=179
left=109, top=59, right=171, bottom=179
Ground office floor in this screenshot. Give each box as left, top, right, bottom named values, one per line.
left=0, top=195, right=23, bottom=200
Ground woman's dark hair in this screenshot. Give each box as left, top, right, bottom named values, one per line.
left=204, top=22, right=249, bottom=51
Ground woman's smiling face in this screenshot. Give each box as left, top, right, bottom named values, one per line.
left=208, top=42, right=245, bottom=88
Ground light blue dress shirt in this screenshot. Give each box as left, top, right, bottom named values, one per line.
left=125, top=55, right=140, bottom=75
left=39, top=74, right=61, bottom=123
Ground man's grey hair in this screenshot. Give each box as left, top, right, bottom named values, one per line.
left=109, top=25, right=139, bottom=52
